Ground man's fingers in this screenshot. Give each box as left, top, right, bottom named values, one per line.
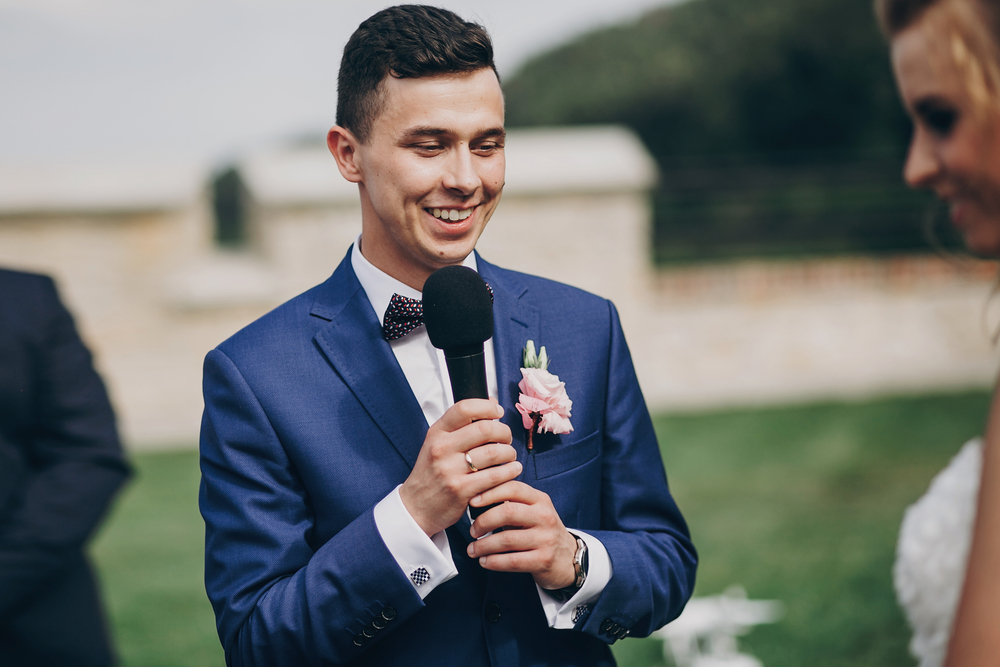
left=429, top=400, right=511, bottom=458
left=474, top=547, right=572, bottom=590
left=469, top=480, right=538, bottom=508
left=435, top=398, right=505, bottom=432
left=468, top=485, right=562, bottom=539
left=463, top=484, right=575, bottom=589
left=467, top=524, right=563, bottom=570
left=463, top=442, right=516, bottom=472
left=472, top=500, right=526, bottom=535
left=467, top=460, right=522, bottom=497
left=477, top=550, right=536, bottom=574
left=463, top=420, right=512, bottom=450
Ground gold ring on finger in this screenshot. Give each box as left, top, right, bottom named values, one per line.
left=465, top=452, right=478, bottom=473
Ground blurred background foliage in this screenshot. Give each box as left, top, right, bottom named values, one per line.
left=503, top=0, right=955, bottom=262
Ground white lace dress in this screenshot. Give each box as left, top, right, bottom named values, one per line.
left=894, top=439, right=983, bottom=667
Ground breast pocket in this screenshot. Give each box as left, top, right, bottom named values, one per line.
left=531, top=430, right=601, bottom=480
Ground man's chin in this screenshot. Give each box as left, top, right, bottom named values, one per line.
left=425, top=238, right=482, bottom=267
left=429, top=254, right=474, bottom=271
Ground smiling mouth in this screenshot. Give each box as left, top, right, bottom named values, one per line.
left=428, top=207, right=474, bottom=221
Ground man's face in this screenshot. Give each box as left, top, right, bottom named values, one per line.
left=346, top=68, right=505, bottom=289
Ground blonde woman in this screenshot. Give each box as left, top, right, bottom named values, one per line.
left=878, top=1, right=1000, bottom=665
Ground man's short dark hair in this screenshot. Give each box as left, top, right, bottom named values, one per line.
left=336, top=5, right=498, bottom=144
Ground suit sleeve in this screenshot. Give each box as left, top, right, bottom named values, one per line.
left=199, top=349, right=425, bottom=667
left=576, top=300, right=697, bottom=642
left=0, top=277, right=130, bottom=616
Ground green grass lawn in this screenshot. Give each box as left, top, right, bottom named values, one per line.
left=91, top=450, right=223, bottom=667
left=91, top=390, right=992, bottom=666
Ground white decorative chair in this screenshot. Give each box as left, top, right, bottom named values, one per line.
left=653, top=586, right=783, bottom=667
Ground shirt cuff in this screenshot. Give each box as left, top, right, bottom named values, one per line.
left=373, top=485, right=459, bottom=599
left=536, top=528, right=613, bottom=629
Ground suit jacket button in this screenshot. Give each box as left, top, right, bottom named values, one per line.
left=600, top=619, right=614, bottom=634
left=353, top=633, right=367, bottom=646
left=372, top=616, right=387, bottom=629
left=381, top=606, right=397, bottom=621
left=485, top=602, right=502, bottom=623
left=362, top=626, right=376, bottom=638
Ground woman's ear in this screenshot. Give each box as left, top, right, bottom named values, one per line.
left=327, top=126, right=363, bottom=183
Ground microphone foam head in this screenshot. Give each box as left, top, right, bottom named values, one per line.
left=422, top=266, right=494, bottom=353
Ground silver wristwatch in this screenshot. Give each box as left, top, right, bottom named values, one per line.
left=549, top=535, right=590, bottom=602
left=571, top=535, right=588, bottom=589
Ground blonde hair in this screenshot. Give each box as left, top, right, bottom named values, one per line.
left=877, top=0, right=1000, bottom=108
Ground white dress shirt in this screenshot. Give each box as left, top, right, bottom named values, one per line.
left=352, top=239, right=610, bottom=628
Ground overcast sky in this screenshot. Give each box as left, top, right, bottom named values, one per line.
left=0, top=0, right=686, bottom=167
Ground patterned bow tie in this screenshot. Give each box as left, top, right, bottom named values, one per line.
left=382, top=293, right=424, bottom=341
left=382, top=283, right=494, bottom=341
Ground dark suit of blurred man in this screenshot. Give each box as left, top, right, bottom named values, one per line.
left=0, top=268, right=130, bottom=667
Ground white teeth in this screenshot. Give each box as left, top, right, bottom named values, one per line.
left=430, top=207, right=473, bottom=221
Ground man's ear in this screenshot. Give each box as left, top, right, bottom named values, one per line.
left=327, top=126, right=363, bottom=183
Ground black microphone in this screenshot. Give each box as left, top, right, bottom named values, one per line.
left=422, top=266, right=493, bottom=402
left=422, top=265, right=501, bottom=525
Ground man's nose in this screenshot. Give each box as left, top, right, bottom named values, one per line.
left=903, top=129, right=941, bottom=189
left=442, top=147, right=481, bottom=194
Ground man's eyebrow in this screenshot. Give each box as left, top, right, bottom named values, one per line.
left=480, top=127, right=506, bottom=140
left=401, top=126, right=507, bottom=140
left=402, top=127, right=448, bottom=139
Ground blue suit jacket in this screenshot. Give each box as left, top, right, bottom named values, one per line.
left=200, top=250, right=696, bottom=667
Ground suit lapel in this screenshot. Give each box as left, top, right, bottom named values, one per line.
left=311, top=253, right=428, bottom=470
left=479, top=257, right=540, bottom=458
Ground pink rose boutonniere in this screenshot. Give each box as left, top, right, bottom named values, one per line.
left=515, top=340, right=573, bottom=451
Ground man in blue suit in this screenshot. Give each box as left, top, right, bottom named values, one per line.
left=199, top=6, right=696, bottom=666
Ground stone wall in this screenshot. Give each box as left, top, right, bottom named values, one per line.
left=638, top=255, right=999, bottom=409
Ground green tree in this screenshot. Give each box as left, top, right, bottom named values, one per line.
left=505, top=0, right=910, bottom=160
left=504, top=0, right=949, bottom=261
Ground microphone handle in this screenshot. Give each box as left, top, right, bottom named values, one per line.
left=444, top=352, right=489, bottom=402
left=444, top=350, right=503, bottom=527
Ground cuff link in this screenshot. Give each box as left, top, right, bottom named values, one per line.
left=409, top=566, right=430, bottom=586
